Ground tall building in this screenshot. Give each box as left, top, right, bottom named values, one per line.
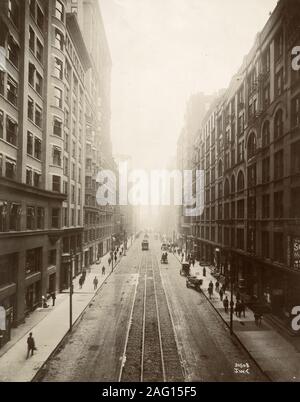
left=0, top=0, right=114, bottom=348
left=180, top=0, right=300, bottom=329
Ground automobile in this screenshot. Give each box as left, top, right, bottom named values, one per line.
left=160, top=252, right=168, bottom=264
left=180, top=262, right=190, bottom=277
left=186, top=276, right=203, bottom=292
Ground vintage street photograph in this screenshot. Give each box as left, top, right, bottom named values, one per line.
left=0, top=0, right=300, bottom=385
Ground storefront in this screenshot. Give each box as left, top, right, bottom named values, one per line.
left=25, top=281, right=41, bottom=313
left=0, top=295, right=15, bottom=349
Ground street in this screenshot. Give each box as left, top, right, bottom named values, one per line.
left=36, top=236, right=266, bottom=382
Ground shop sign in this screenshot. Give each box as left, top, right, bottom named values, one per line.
left=292, top=238, right=300, bottom=271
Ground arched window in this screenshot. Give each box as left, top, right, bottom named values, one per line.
left=224, top=179, right=230, bottom=198
left=237, top=171, right=244, bottom=191
left=262, top=121, right=270, bottom=147
left=247, top=132, right=257, bottom=159
left=274, top=109, right=283, bottom=139
left=231, top=174, right=235, bottom=194
left=218, top=160, right=223, bottom=178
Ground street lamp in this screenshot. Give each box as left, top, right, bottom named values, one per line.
left=111, top=235, right=115, bottom=273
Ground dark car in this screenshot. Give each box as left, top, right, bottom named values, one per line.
left=186, top=276, right=203, bottom=292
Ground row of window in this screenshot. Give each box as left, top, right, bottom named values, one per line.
left=0, top=71, right=18, bottom=107
left=0, top=109, right=18, bottom=146
left=83, top=226, right=113, bottom=244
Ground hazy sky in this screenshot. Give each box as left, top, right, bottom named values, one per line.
left=99, top=0, right=278, bottom=170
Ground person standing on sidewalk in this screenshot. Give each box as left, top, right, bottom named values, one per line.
left=223, top=296, right=229, bottom=313
left=240, top=299, right=246, bottom=318
left=215, top=281, right=220, bottom=292
left=203, top=267, right=206, bottom=277
left=51, top=292, right=56, bottom=307
left=102, top=265, right=106, bottom=275
left=26, top=332, right=36, bottom=359
left=208, top=286, right=213, bottom=299
left=93, top=276, right=99, bottom=290
left=219, top=287, right=224, bottom=301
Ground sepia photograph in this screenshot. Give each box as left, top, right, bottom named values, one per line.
left=0, top=0, right=300, bottom=389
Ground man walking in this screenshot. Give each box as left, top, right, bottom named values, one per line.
left=219, top=287, right=224, bottom=301
left=223, top=296, right=229, bottom=313
left=102, top=265, right=105, bottom=275
left=93, top=276, right=98, bottom=290
left=51, top=292, right=56, bottom=307
left=26, top=332, right=36, bottom=359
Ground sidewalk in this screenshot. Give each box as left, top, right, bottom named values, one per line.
left=172, top=251, right=300, bottom=382
left=0, top=240, right=132, bottom=382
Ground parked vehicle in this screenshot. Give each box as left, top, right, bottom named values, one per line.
left=180, top=262, right=190, bottom=277
left=186, top=276, right=203, bottom=292
left=142, top=240, right=149, bottom=251
left=161, top=252, right=168, bottom=264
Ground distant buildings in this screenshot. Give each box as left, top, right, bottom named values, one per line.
left=177, top=0, right=300, bottom=328
left=0, top=0, right=116, bottom=348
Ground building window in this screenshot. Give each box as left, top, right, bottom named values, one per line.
left=54, top=87, right=63, bottom=108
left=28, top=97, right=34, bottom=120
left=0, top=110, right=4, bottom=138
left=36, top=207, right=44, bottom=229
left=247, top=197, right=256, bottom=219
left=54, top=29, right=64, bottom=51
left=26, top=206, right=35, bottom=230
left=274, top=150, right=284, bottom=180
left=29, top=26, right=35, bottom=52
left=54, top=57, right=63, bottom=79
left=51, top=208, right=60, bottom=228
left=274, top=29, right=283, bottom=61
left=26, top=167, right=32, bottom=185
left=291, top=188, right=300, bottom=218
left=0, top=71, right=4, bottom=95
left=5, top=157, right=16, bottom=179
left=55, top=0, right=64, bottom=21
left=237, top=228, right=244, bottom=250
left=262, top=120, right=270, bottom=147
left=29, top=0, right=36, bottom=18
left=274, top=232, right=284, bottom=263
left=237, top=199, right=244, bottom=219
left=71, top=184, right=75, bottom=203
left=7, top=35, right=19, bottom=68
left=261, top=231, right=269, bottom=258
left=37, top=6, right=44, bottom=31
left=247, top=132, right=256, bottom=159
left=33, top=171, right=41, bottom=187
left=262, top=194, right=270, bottom=218
left=291, top=96, right=300, bottom=128
left=7, top=75, right=18, bottom=106
left=25, top=248, right=42, bottom=276
left=28, top=62, right=35, bottom=86
left=34, top=137, right=41, bottom=160
left=52, top=175, right=61, bottom=192
left=27, top=132, right=33, bottom=155
left=8, top=0, right=20, bottom=29
left=247, top=164, right=256, bottom=188
left=275, top=69, right=283, bottom=97
left=36, top=39, right=43, bottom=63
left=53, top=117, right=62, bottom=136
left=237, top=141, right=244, bottom=162
left=237, top=170, right=244, bottom=191
left=52, top=146, right=61, bottom=166
left=274, top=109, right=283, bottom=139
left=262, top=157, right=270, bottom=183
left=291, top=141, right=300, bottom=175
left=35, top=71, right=43, bottom=95
left=48, top=249, right=56, bottom=266
left=6, top=116, right=17, bottom=146
left=9, top=203, right=20, bottom=231
left=35, top=104, right=42, bottom=127
left=274, top=191, right=284, bottom=218
left=247, top=228, right=255, bottom=253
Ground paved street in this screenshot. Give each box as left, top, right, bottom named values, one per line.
left=37, top=236, right=266, bottom=382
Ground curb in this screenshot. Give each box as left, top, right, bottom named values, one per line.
left=32, top=253, right=125, bottom=382
left=172, top=252, right=272, bottom=382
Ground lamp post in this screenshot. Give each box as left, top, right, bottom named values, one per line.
left=111, top=235, right=115, bottom=273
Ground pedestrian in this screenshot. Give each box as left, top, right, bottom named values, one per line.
left=236, top=290, right=241, bottom=302
left=208, top=286, right=213, bottom=299
left=215, top=281, right=220, bottom=292
left=219, top=288, right=224, bottom=301
left=102, top=265, right=106, bottom=275
left=223, top=296, right=229, bottom=313
left=254, top=312, right=262, bottom=327
left=93, top=276, right=98, bottom=290
left=108, top=257, right=111, bottom=266
left=51, top=292, right=56, bottom=307
left=209, top=280, right=213, bottom=291
left=26, top=332, right=36, bottom=359
left=79, top=276, right=83, bottom=289
left=221, top=283, right=226, bottom=293
left=192, top=259, right=195, bottom=267
left=240, top=300, right=246, bottom=318
left=42, top=295, right=48, bottom=308
left=114, top=254, right=117, bottom=263
left=235, top=300, right=241, bottom=317
left=203, top=267, right=206, bottom=277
